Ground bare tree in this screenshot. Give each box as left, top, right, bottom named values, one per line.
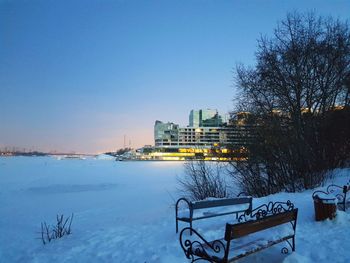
left=230, top=12, right=350, bottom=196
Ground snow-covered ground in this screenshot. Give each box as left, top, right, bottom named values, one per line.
left=0, top=157, right=349, bottom=262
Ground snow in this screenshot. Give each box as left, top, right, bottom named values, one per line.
left=177, top=203, right=250, bottom=219
left=0, top=157, right=350, bottom=262
left=94, top=154, right=115, bottom=160
left=313, top=193, right=338, bottom=204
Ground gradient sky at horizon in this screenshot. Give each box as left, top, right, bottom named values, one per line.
left=1, top=0, right=349, bottom=153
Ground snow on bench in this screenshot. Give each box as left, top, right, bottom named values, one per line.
left=179, top=201, right=298, bottom=262
left=175, top=196, right=253, bottom=233
left=313, top=183, right=350, bottom=211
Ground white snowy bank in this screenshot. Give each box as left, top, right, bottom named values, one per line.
left=0, top=157, right=349, bottom=262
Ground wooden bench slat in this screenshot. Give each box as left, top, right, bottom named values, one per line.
left=192, top=197, right=252, bottom=209
left=228, top=235, right=294, bottom=262
left=193, top=209, right=248, bottom=221
left=178, top=207, right=249, bottom=220
left=191, top=234, right=295, bottom=261
left=175, top=196, right=253, bottom=233
left=225, top=209, right=297, bottom=240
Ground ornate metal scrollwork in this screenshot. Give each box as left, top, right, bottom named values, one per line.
left=281, top=238, right=294, bottom=254
left=281, top=247, right=289, bottom=254
left=238, top=200, right=295, bottom=222
left=313, top=184, right=350, bottom=211
left=313, top=184, right=345, bottom=201
left=179, top=227, right=226, bottom=263
left=327, top=184, right=347, bottom=202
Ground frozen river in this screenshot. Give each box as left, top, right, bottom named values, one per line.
left=0, top=156, right=185, bottom=262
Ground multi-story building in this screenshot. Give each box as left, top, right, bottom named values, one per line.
left=155, top=126, right=244, bottom=147
left=154, top=120, right=179, bottom=146
left=189, top=109, right=223, bottom=127
left=153, top=109, right=251, bottom=148
left=189, top=110, right=200, bottom=127
left=131, top=109, right=253, bottom=161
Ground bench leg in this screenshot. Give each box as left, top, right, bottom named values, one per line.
left=292, top=236, right=295, bottom=252
left=177, top=220, right=193, bottom=235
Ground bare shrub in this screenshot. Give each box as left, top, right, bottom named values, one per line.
left=40, top=214, right=74, bottom=244
left=178, top=160, right=227, bottom=201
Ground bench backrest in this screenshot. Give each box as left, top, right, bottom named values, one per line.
left=191, top=197, right=252, bottom=210
left=224, top=209, right=298, bottom=241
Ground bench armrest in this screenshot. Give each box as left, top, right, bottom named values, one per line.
left=179, top=227, right=226, bottom=262
left=237, top=192, right=249, bottom=197
left=176, top=198, right=192, bottom=218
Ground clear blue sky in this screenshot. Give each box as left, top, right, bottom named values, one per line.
left=1, top=0, right=349, bottom=153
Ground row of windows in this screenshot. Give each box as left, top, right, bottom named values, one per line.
left=156, top=137, right=249, bottom=143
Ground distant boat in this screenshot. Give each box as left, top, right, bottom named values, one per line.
left=116, top=156, right=124, bottom=161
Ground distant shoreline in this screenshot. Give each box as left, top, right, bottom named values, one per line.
left=0, top=152, right=96, bottom=157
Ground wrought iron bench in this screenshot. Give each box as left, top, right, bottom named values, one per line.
left=179, top=201, right=298, bottom=262
left=312, top=183, right=350, bottom=211
left=176, top=196, right=253, bottom=233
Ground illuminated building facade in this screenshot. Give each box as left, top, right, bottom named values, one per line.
left=139, top=109, right=252, bottom=160
left=155, top=109, right=239, bottom=148
left=155, top=126, right=244, bottom=147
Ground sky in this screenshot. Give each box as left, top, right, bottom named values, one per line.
left=0, top=0, right=349, bottom=154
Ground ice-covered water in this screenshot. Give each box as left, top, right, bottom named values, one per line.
left=0, top=157, right=184, bottom=262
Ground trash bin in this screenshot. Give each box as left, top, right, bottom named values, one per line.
left=313, top=194, right=337, bottom=221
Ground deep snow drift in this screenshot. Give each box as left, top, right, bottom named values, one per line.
left=0, top=157, right=349, bottom=262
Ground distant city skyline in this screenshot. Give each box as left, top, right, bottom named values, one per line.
left=1, top=0, right=349, bottom=153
